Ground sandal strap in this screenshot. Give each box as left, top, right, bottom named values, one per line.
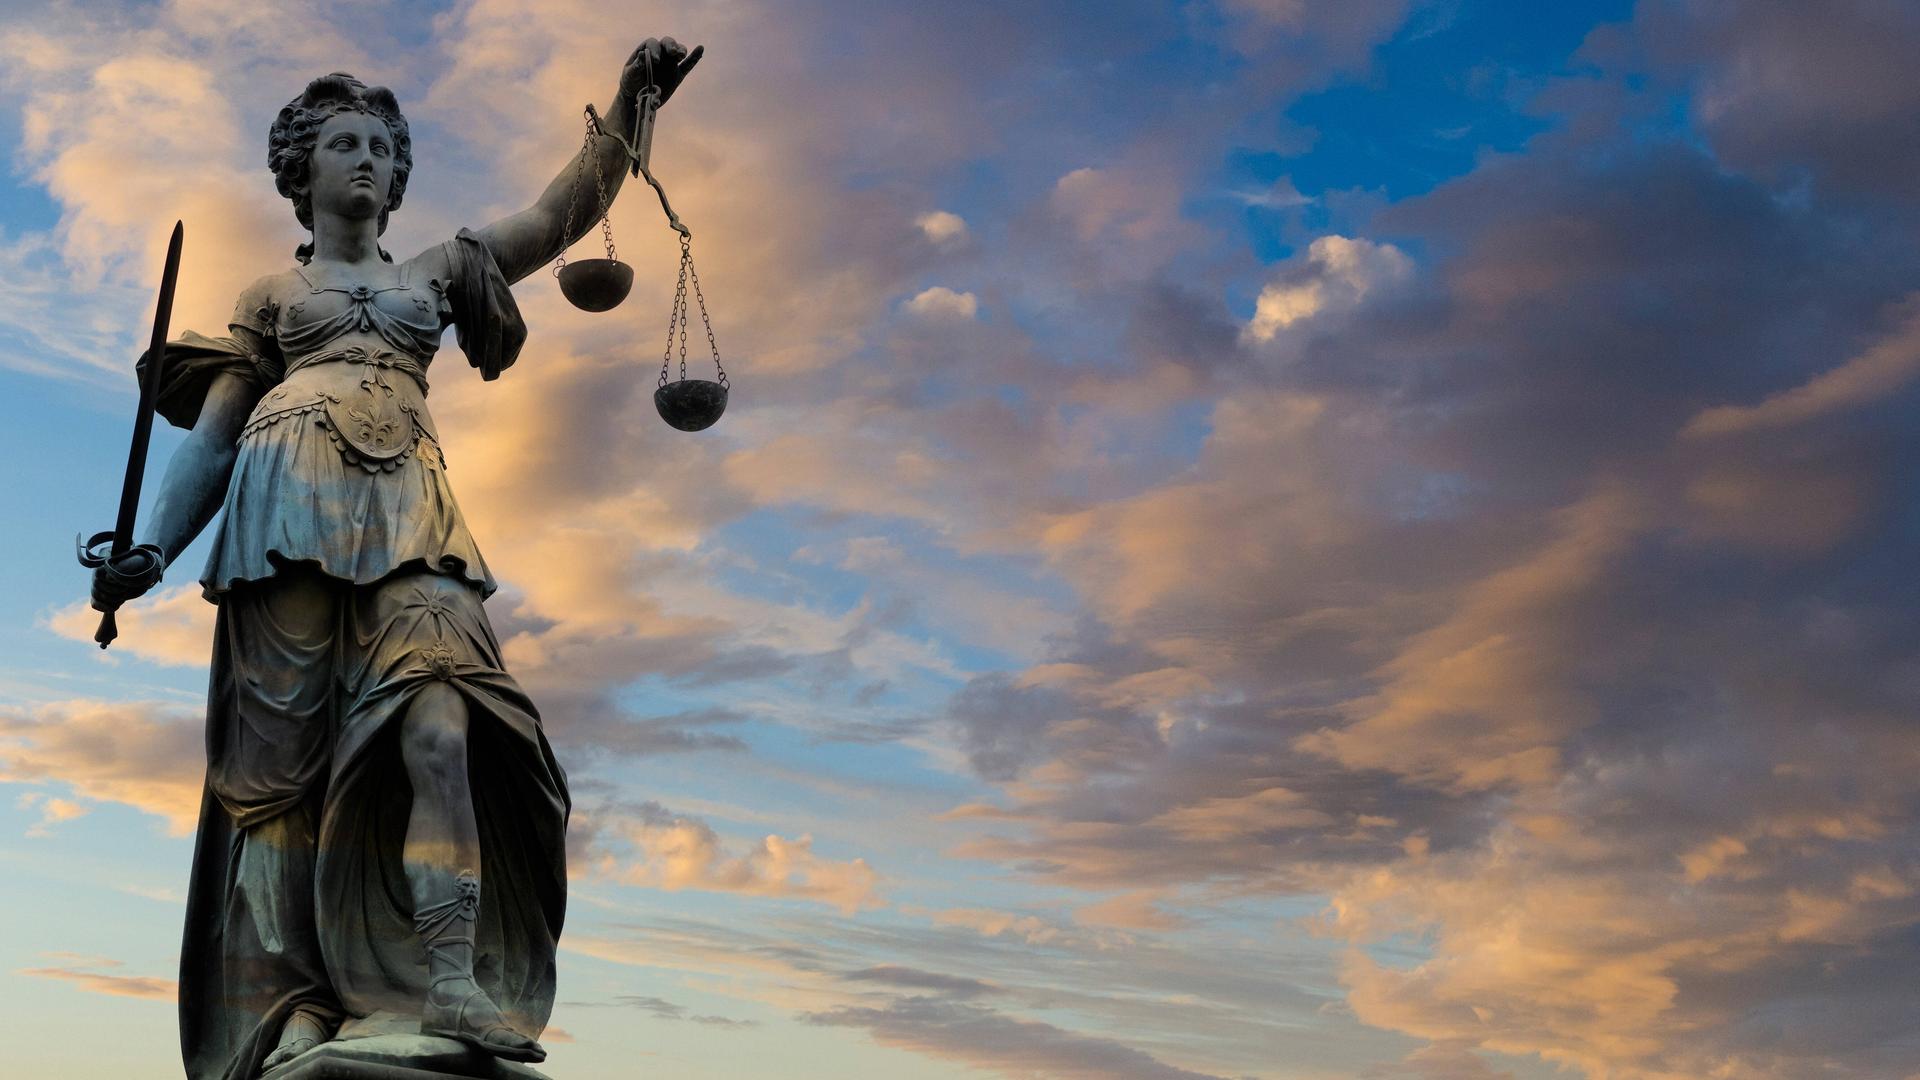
left=422, top=932, right=475, bottom=966
left=425, top=984, right=528, bottom=1048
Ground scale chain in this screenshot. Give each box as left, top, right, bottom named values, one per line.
left=678, top=244, right=691, bottom=382
left=554, top=115, right=594, bottom=275
left=592, top=129, right=617, bottom=262
left=683, top=235, right=726, bottom=386
left=661, top=238, right=690, bottom=387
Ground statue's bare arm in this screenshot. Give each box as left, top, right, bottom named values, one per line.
left=466, top=38, right=703, bottom=287
left=147, top=369, right=261, bottom=565
left=90, top=365, right=261, bottom=609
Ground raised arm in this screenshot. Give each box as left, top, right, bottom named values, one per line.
left=477, top=37, right=704, bottom=286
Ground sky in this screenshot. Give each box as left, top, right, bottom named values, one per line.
left=2, top=0, right=1919, bottom=1077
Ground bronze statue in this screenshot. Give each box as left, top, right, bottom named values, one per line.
left=87, top=38, right=703, bottom=1080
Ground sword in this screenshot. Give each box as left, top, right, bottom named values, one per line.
left=77, top=220, right=183, bottom=649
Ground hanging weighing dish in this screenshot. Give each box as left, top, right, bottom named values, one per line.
left=557, top=258, right=633, bottom=312
left=655, top=379, right=728, bottom=432
left=654, top=230, right=730, bottom=431
left=553, top=106, right=633, bottom=312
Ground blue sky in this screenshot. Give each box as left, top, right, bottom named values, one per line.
left=5, top=1, right=1920, bottom=1078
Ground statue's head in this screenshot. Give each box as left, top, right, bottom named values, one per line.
left=269, top=73, right=412, bottom=262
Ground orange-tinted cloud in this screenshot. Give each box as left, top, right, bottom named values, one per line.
left=0, top=699, right=203, bottom=835
left=576, top=801, right=882, bottom=915
left=19, top=955, right=177, bottom=1001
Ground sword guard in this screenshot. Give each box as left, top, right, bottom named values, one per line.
left=78, top=536, right=165, bottom=650
left=77, top=530, right=116, bottom=568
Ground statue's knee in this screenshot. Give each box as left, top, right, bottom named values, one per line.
left=401, top=684, right=467, bottom=770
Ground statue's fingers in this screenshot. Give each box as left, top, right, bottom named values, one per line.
left=677, top=44, right=705, bottom=78
left=92, top=581, right=122, bottom=611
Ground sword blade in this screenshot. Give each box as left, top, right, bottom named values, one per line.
left=109, top=219, right=183, bottom=557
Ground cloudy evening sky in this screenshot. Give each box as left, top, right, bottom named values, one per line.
left=4, top=0, right=1920, bottom=1077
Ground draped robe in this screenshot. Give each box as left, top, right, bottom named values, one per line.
left=148, top=231, right=569, bottom=1080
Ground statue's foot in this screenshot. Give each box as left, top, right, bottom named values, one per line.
left=422, top=975, right=545, bottom=1064
left=261, top=1008, right=330, bottom=1072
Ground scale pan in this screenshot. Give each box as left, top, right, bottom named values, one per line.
left=654, top=379, right=729, bottom=431
left=558, top=259, right=634, bottom=312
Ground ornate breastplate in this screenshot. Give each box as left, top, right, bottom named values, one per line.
left=242, top=347, right=440, bottom=473
left=275, top=262, right=448, bottom=362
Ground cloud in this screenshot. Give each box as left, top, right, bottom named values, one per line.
left=0, top=698, right=203, bottom=834
left=804, top=997, right=1230, bottom=1080
left=45, top=584, right=215, bottom=668
left=577, top=801, right=883, bottom=915
left=1640, top=1, right=1920, bottom=203
left=841, top=965, right=997, bottom=999
left=904, top=285, right=979, bottom=320
left=1226, top=176, right=1313, bottom=209
left=1683, top=297, right=1920, bottom=438
left=1048, top=163, right=1199, bottom=278
left=1299, top=487, right=1644, bottom=794
left=570, top=994, right=755, bottom=1028
left=916, top=210, right=968, bottom=247
left=18, top=955, right=176, bottom=1001
left=922, top=906, right=1080, bottom=948
left=913, top=20, right=1920, bottom=1079
left=1360, top=1041, right=1517, bottom=1080
left=17, top=790, right=90, bottom=837
left=1242, top=234, right=1413, bottom=344
left=1073, top=891, right=1186, bottom=932
left=0, top=229, right=142, bottom=382
left=565, top=707, right=750, bottom=758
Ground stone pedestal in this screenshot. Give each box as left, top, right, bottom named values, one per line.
left=264, top=1034, right=551, bottom=1080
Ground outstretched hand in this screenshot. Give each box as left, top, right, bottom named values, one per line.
left=621, top=37, right=704, bottom=110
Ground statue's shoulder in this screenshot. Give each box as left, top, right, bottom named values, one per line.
left=230, top=268, right=303, bottom=335
left=399, top=240, right=459, bottom=287
left=235, top=267, right=303, bottom=309
left=238, top=266, right=315, bottom=307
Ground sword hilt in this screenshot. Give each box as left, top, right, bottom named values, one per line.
left=77, top=532, right=163, bottom=649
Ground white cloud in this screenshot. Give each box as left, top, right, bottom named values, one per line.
left=905, top=285, right=979, bottom=320
left=916, top=209, right=968, bottom=246
left=1227, top=176, right=1312, bottom=208
left=1242, top=235, right=1413, bottom=344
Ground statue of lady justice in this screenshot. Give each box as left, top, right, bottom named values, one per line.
left=88, top=37, right=703, bottom=1080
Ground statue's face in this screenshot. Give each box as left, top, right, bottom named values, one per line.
left=309, top=111, right=395, bottom=221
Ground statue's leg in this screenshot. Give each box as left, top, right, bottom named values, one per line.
left=390, top=573, right=545, bottom=1064
left=399, top=682, right=479, bottom=912
left=320, top=566, right=563, bottom=1052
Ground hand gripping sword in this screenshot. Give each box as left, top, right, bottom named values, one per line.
left=77, top=221, right=182, bottom=649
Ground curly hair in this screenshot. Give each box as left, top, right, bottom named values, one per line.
left=268, top=72, right=412, bottom=263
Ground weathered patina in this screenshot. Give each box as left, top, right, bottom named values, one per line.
left=87, top=38, right=704, bottom=1080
